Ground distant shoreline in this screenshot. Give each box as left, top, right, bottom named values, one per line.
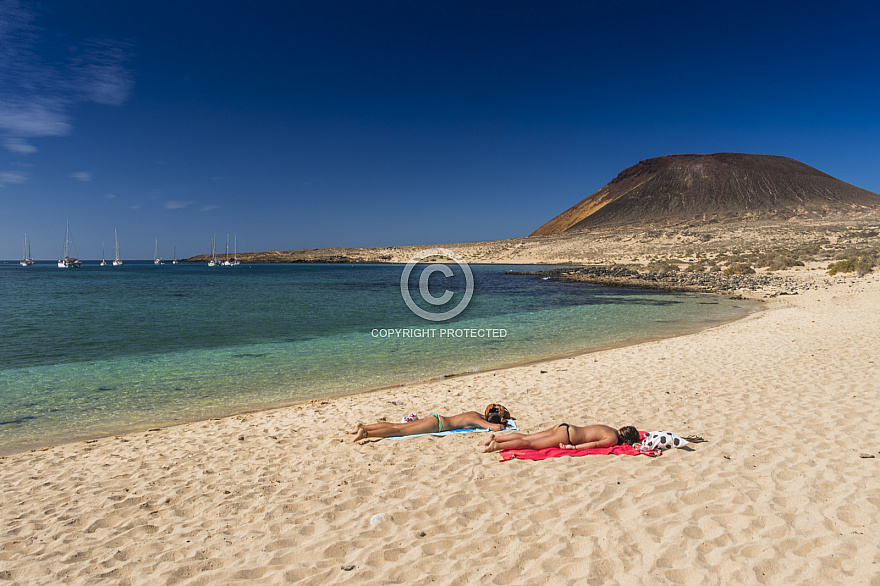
left=178, top=215, right=880, bottom=272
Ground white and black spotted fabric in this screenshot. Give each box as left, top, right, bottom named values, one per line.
left=640, top=431, right=689, bottom=450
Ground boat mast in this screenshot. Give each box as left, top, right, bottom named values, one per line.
left=63, top=221, right=70, bottom=260
left=113, top=228, right=123, bottom=266
left=21, top=234, right=34, bottom=266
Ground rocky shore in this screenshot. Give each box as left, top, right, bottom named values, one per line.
left=508, top=265, right=835, bottom=298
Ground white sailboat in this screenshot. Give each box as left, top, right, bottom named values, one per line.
left=154, top=238, right=164, bottom=265
left=222, top=234, right=232, bottom=266
left=172, top=246, right=179, bottom=264
left=20, top=234, right=34, bottom=266
left=208, top=235, right=219, bottom=266
left=113, top=229, right=123, bottom=266
left=58, top=221, right=82, bottom=268
left=100, top=242, right=108, bottom=266
left=230, top=234, right=240, bottom=266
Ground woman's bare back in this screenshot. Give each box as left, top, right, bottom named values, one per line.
left=444, top=411, right=504, bottom=432
left=567, top=424, right=619, bottom=447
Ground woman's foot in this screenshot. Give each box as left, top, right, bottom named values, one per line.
left=480, top=440, right=500, bottom=453
left=480, top=433, right=496, bottom=447
left=346, top=423, right=364, bottom=435
left=352, top=427, right=368, bottom=442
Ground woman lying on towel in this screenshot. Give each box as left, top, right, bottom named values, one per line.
left=480, top=423, right=639, bottom=453
left=350, top=404, right=511, bottom=442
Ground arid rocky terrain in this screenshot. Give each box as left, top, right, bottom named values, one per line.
left=186, top=153, right=880, bottom=283
left=185, top=215, right=879, bottom=277
left=532, top=153, right=880, bottom=234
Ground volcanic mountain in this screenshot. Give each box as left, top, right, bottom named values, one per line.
left=531, top=153, right=880, bottom=235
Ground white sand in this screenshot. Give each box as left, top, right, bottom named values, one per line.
left=2, top=273, right=880, bottom=584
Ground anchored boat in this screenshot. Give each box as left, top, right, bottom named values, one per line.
left=20, top=234, right=34, bottom=266
left=58, top=221, right=82, bottom=268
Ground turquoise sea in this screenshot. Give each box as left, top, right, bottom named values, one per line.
left=0, top=261, right=755, bottom=454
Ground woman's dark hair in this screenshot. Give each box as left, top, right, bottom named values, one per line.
left=618, top=426, right=640, bottom=445
left=485, top=404, right=511, bottom=425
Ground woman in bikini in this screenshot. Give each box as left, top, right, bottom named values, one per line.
left=479, top=423, right=639, bottom=453
left=350, top=405, right=511, bottom=442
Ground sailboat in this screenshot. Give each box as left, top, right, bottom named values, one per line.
left=112, top=229, right=123, bottom=266
left=100, top=243, right=108, bottom=266
left=230, top=234, right=240, bottom=266
left=221, top=233, right=241, bottom=266
left=58, top=221, right=82, bottom=268
left=154, top=238, right=164, bottom=265
left=222, top=234, right=232, bottom=266
left=208, top=235, right=219, bottom=266
left=172, top=246, right=179, bottom=264
left=20, top=234, right=34, bottom=266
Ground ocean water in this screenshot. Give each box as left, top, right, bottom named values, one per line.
left=0, top=261, right=755, bottom=454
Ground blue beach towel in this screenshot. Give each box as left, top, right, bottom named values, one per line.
left=386, top=419, right=518, bottom=440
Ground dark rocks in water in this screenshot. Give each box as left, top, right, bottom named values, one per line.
left=532, top=153, right=880, bottom=235
left=508, top=265, right=816, bottom=296
left=0, top=415, right=37, bottom=426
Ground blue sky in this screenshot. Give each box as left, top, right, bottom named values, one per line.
left=2, top=1, right=879, bottom=260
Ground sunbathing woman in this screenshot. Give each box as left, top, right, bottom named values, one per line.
left=350, top=405, right=511, bottom=442
left=480, top=423, right=639, bottom=453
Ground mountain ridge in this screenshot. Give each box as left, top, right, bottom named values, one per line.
left=532, top=153, right=880, bottom=235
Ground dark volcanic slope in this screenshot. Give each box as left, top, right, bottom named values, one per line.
left=532, top=153, right=880, bottom=235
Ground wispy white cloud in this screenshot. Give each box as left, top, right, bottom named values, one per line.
left=3, top=137, right=37, bottom=154
left=70, top=40, right=135, bottom=106
left=0, top=100, right=71, bottom=140
left=200, top=205, right=219, bottom=212
left=165, top=200, right=195, bottom=210
left=0, top=0, right=134, bottom=154
left=106, top=193, right=116, bottom=199
left=71, top=171, right=92, bottom=181
left=0, top=170, right=28, bottom=186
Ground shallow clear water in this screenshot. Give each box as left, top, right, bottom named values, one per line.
left=0, top=261, right=754, bottom=454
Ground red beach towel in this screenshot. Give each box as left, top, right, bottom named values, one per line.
left=498, top=431, right=661, bottom=461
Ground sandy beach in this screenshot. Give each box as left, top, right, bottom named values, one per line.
left=2, top=268, right=880, bottom=584
left=5, top=0, right=880, bottom=583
